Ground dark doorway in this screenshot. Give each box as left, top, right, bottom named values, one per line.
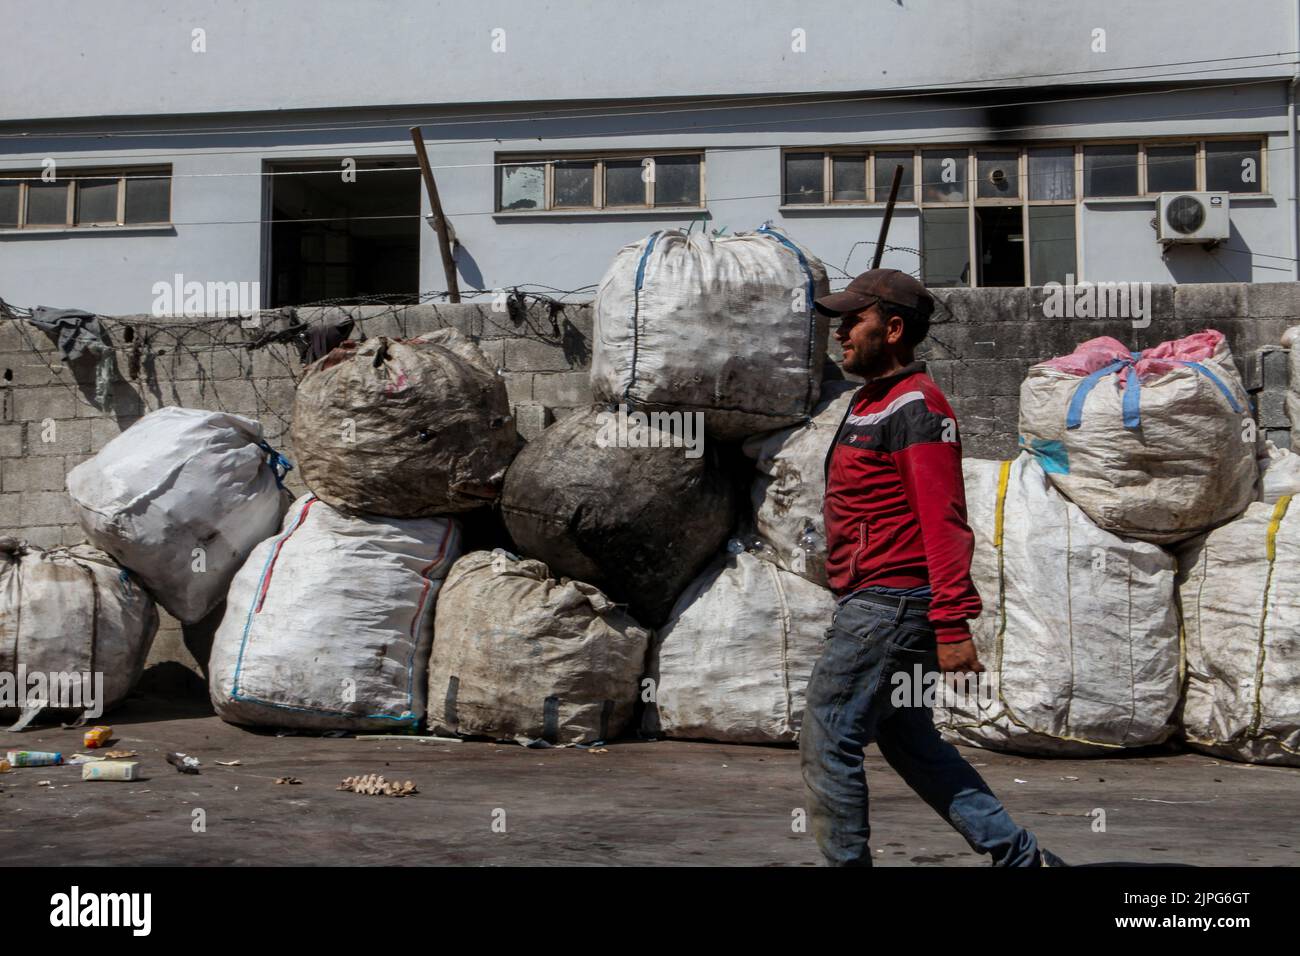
left=267, top=159, right=420, bottom=307
left=975, top=205, right=1025, bottom=287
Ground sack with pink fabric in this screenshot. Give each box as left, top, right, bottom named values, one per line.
left=1018, top=330, right=1255, bottom=544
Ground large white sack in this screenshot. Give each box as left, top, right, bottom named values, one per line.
left=1257, top=440, right=1300, bottom=504
left=742, top=380, right=859, bottom=588
left=66, top=406, right=290, bottom=623
left=1019, top=332, right=1254, bottom=544
left=934, top=455, right=1182, bottom=755
left=0, top=538, right=158, bottom=724
left=427, top=550, right=649, bottom=745
left=1176, top=497, right=1300, bottom=765
left=209, top=494, right=460, bottom=731
left=645, top=550, right=836, bottom=744
left=591, top=226, right=830, bottom=440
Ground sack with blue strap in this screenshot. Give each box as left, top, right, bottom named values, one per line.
left=591, top=225, right=830, bottom=441
left=1018, top=330, right=1255, bottom=544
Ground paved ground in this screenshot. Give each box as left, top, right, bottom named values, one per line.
left=3, top=693, right=1299, bottom=866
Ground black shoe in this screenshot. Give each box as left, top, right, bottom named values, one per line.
left=1038, top=848, right=1068, bottom=867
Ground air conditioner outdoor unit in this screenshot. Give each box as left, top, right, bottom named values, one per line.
left=1156, top=191, right=1230, bottom=244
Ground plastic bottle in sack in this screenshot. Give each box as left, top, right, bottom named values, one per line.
left=6, top=750, right=63, bottom=767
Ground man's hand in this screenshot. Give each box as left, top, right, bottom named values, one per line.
left=937, top=638, right=985, bottom=674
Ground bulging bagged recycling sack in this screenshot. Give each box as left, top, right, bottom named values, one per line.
left=933, top=455, right=1181, bottom=755
left=209, top=494, right=460, bottom=731
left=66, top=406, right=290, bottom=624
left=1177, top=496, right=1300, bottom=765
left=591, top=226, right=830, bottom=441
left=742, top=380, right=858, bottom=588
left=426, top=550, right=650, bottom=745
left=1019, top=330, right=1254, bottom=544
left=500, top=406, right=735, bottom=627
left=0, top=538, right=158, bottom=726
left=644, top=549, right=835, bottom=744
left=292, top=327, right=516, bottom=517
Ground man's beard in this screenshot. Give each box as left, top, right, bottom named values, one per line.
left=842, top=344, right=886, bottom=378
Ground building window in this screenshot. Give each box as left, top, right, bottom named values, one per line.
left=496, top=152, right=704, bottom=211
left=1205, top=140, right=1262, bottom=193
left=0, top=166, right=172, bottom=229
left=781, top=135, right=1264, bottom=287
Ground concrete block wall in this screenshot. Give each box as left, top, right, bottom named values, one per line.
left=1, top=283, right=1297, bottom=681
left=0, top=300, right=595, bottom=683
left=920, top=282, right=1299, bottom=459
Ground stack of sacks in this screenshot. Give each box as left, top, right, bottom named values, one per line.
left=209, top=495, right=460, bottom=730
left=742, top=380, right=858, bottom=587
left=933, top=455, right=1182, bottom=755
left=426, top=550, right=649, bottom=745
left=1019, top=330, right=1254, bottom=544
left=591, top=226, right=830, bottom=440
left=1176, top=496, right=1300, bottom=765
left=644, top=548, right=835, bottom=744
left=209, top=328, right=511, bottom=731
left=500, top=406, right=735, bottom=627
left=291, top=328, right=517, bottom=516
left=0, top=538, right=158, bottom=726
left=66, top=406, right=291, bottom=623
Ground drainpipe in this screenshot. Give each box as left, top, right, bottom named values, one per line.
left=1291, top=0, right=1300, bottom=279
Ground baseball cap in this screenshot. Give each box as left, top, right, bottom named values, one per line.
left=813, top=268, right=934, bottom=319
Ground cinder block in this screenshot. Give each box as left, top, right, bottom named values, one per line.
left=1243, top=347, right=1289, bottom=392
left=531, top=371, right=593, bottom=409
left=934, top=287, right=1031, bottom=325
left=500, top=371, right=533, bottom=405
left=12, top=525, right=64, bottom=549
left=23, top=418, right=89, bottom=455
left=1265, top=427, right=1292, bottom=451
left=1247, top=282, right=1300, bottom=319
left=1, top=455, right=68, bottom=493
left=953, top=360, right=1029, bottom=398
left=0, top=423, right=23, bottom=456
left=512, top=401, right=553, bottom=442
left=1256, top=387, right=1291, bottom=429
left=1175, top=282, right=1246, bottom=322
left=13, top=386, right=80, bottom=421
left=505, top=337, right=578, bottom=372
left=90, top=416, right=138, bottom=452
left=0, top=490, right=74, bottom=527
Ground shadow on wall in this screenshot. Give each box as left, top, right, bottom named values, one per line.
left=1164, top=219, right=1256, bottom=284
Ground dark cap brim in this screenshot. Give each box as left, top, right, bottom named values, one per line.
left=813, top=290, right=875, bottom=317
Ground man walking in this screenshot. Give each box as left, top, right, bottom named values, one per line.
left=800, top=268, right=1061, bottom=867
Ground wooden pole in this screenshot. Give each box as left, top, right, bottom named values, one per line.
left=409, top=126, right=461, bottom=303
left=871, top=163, right=905, bottom=270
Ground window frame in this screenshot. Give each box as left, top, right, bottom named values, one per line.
left=494, top=150, right=705, bottom=213
left=780, top=135, right=1265, bottom=287
left=0, top=165, right=173, bottom=230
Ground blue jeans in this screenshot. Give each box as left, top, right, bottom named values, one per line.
left=800, top=587, right=1040, bottom=866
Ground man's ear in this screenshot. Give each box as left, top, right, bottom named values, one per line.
left=885, top=313, right=906, bottom=346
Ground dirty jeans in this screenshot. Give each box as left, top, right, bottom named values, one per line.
left=799, top=586, right=1040, bottom=866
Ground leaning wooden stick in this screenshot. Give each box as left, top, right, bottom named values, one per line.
left=871, top=163, right=905, bottom=270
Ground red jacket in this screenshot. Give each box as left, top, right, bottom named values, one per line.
left=822, top=361, right=982, bottom=643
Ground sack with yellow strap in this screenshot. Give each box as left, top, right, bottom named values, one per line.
left=1176, top=495, right=1300, bottom=765
left=933, top=454, right=1182, bottom=755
